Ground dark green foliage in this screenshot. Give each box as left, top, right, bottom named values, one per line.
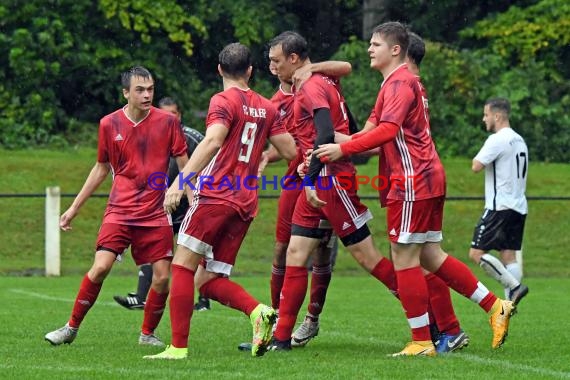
left=0, top=0, right=568, bottom=161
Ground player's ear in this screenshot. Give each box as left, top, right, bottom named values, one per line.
left=217, top=64, right=223, bottom=77
left=122, top=88, right=129, bottom=100
left=247, top=66, right=253, bottom=78
left=289, top=53, right=299, bottom=64
left=392, top=44, right=402, bottom=57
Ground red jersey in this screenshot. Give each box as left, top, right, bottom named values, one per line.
left=97, top=106, right=187, bottom=226
left=371, top=64, right=446, bottom=204
left=271, top=85, right=303, bottom=177
left=198, top=87, right=286, bottom=220
left=294, top=74, right=354, bottom=176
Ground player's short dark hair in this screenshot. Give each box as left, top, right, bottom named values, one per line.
left=121, top=66, right=153, bottom=90
left=372, top=21, right=409, bottom=57
left=219, top=42, right=252, bottom=78
left=486, top=98, right=511, bottom=117
left=269, top=31, right=309, bottom=60
left=407, top=32, right=425, bottom=66
left=158, top=97, right=179, bottom=109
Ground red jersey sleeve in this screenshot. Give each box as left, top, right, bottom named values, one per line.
left=206, top=93, right=233, bottom=129
left=268, top=106, right=287, bottom=137
left=170, top=118, right=187, bottom=157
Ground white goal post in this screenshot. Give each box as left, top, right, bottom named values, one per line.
left=45, top=186, right=61, bottom=276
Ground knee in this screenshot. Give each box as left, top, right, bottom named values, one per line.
left=88, top=264, right=111, bottom=283
left=468, top=249, right=482, bottom=264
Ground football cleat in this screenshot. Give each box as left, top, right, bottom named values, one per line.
left=45, top=323, right=78, bottom=346
left=139, top=333, right=166, bottom=347
left=267, top=337, right=292, bottom=351
left=509, top=284, right=529, bottom=306
left=291, top=317, right=319, bottom=347
left=238, top=342, right=253, bottom=351
left=435, top=330, right=470, bottom=353
left=143, top=345, right=188, bottom=360
left=489, top=298, right=516, bottom=349
left=113, top=294, right=145, bottom=310
left=391, top=340, right=436, bottom=357
left=193, top=296, right=211, bottom=311
left=249, top=304, right=277, bottom=357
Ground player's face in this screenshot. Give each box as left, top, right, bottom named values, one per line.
left=160, top=104, right=182, bottom=121
left=482, top=104, right=496, bottom=132
left=268, top=44, right=295, bottom=83
left=368, top=34, right=395, bottom=71
left=124, top=75, right=154, bottom=112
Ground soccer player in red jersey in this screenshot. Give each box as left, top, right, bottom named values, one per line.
left=314, top=22, right=516, bottom=355
left=259, top=58, right=353, bottom=347
left=267, top=31, right=399, bottom=351
left=144, top=43, right=297, bottom=360
left=45, top=66, right=188, bottom=348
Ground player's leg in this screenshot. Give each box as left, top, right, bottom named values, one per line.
left=469, top=209, right=526, bottom=303
left=113, top=264, right=151, bottom=310
left=422, top=243, right=515, bottom=349
left=132, top=226, right=173, bottom=347
left=45, top=223, right=126, bottom=345
left=291, top=232, right=333, bottom=347
left=271, top=232, right=320, bottom=350
left=424, top=270, right=469, bottom=353
left=501, top=211, right=529, bottom=304
left=271, top=185, right=302, bottom=311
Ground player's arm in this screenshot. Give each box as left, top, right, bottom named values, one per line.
left=268, top=132, right=297, bottom=162
left=471, top=159, right=485, bottom=173
left=293, top=61, right=352, bottom=90
left=165, top=124, right=228, bottom=213
left=60, top=162, right=110, bottom=231
left=303, top=108, right=335, bottom=207
left=314, top=121, right=398, bottom=162
left=472, top=136, right=501, bottom=173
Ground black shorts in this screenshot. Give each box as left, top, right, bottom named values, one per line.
left=471, top=209, right=526, bottom=251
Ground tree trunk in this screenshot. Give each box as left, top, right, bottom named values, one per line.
left=362, top=0, right=388, bottom=39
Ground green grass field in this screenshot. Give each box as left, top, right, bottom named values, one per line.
left=0, top=148, right=569, bottom=276
left=1, top=148, right=569, bottom=378
left=1, top=275, right=570, bottom=379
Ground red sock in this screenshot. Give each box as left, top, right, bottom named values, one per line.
left=307, top=264, right=331, bottom=317
left=434, top=256, right=497, bottom=312
left=141, top=288, right=168, bottom=335
left=425, top=273, right=460, bottom=335
left=270, top=265, right=285, bottom=310
left=68, top=274, right=102, bottom=328
left=200, top=277, right=259, bottom=316
left=370, top=257, right=398, bottom=296
left=169, top=264, right=195, bottom=348
left=274, top=266, right=308, bottom=341
left=396, top=266, right=430, bottom=341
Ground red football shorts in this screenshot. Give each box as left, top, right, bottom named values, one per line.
left=386, top=196, right=444, bottom=244
left=96, top=223, right=174, bottom=265
left=275, top=176, right=303, bottom=243
left=177, top=203, right=251, bottom=276
left=292, top=176, right=372, bottom=239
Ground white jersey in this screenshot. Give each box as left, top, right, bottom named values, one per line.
left=474, top=127, right=528, bottom=214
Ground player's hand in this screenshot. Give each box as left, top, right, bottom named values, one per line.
left=305, top=187, right=326, bottom=208
left=257, top=151, right=270, bottom=177
left=164, top=186, right=184, bottom=214
left=60, top=207, right=78, bottom=231
left=314, top=143, right=343, bottom=162
left=292, top=65, right=313, bottom=91
left=334, top=132, right=351, bottom=143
